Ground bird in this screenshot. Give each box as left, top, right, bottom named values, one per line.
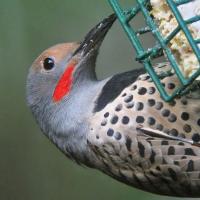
left=26, top=14, right=200, bottom=197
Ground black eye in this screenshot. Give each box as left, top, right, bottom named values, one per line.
left=43, top=57, right=55, bottom=70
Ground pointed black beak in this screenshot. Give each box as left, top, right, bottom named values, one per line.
left=73, top=14, right=116, bottom=56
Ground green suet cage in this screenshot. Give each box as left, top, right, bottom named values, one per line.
left=109, top=0, right=200, bottom=102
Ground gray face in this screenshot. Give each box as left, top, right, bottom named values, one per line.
left=26, top=43, right=80, bottom=134
left=26, top=14, right=116, bottom=163
left=27, top=43, right=79, bottom=106
left=26, top=14, right=116, bottom=131
left=26, top=42, right=103, bottom=163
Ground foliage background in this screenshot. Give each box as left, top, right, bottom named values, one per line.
left=0, top=0, right=189, bottom=200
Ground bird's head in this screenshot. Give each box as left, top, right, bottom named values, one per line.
left=26, top=14, right=115, bottom=160
left=27, top=14, right=116, bottom=105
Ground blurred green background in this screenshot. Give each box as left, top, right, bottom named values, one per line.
left=0, top=1, right=188, bottom=200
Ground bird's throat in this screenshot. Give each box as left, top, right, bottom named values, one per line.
left=53, top=61, right=76, bottom=102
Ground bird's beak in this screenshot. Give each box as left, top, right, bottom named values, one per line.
left=73, top=14, right=116, bottom=57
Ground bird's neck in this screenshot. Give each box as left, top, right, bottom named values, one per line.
left=43, top=78, right=106, bottom=165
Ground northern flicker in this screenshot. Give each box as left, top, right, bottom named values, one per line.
left=26, top=14, right=200, bottom=197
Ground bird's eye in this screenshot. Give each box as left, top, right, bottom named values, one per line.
left=43, top=57, right=55, bottom=71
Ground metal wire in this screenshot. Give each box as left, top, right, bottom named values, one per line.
left=109, top=0, right=200, bottom=102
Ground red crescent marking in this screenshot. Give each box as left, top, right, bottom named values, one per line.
left=53, top=62, right=76, bottom=102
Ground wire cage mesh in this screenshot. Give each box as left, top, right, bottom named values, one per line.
left=109, top=0, right=200, bottom=102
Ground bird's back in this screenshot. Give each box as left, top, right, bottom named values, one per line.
left=88, top=62, right=200, bottom=197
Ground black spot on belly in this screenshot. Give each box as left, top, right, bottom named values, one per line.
left=168, top=168, right=177, bottom=181
left=185, top=148, right=196, bottom=156
left=111, top=115, right=118, bottom=124
left=155, top=102, right=163, bottom=110
left=197, top=119, right=200, bottom=126
left=181, top=112, right=189, bottom=121
left=156, top=166, right=161, bottom=171
left=150, top=150, right=156, bottom=163
left=162, top=158, right=167, bottom=164
left=162, top=109, right=170, bottom=117
left=186, top=160, right=194, bottom=172
left=136, top=116, right=145, bottom=123
left=156, top=124, right=163, bottom=131
left=122, top=116, right=130, bottom=124
left=126, top=137, right=132, bottom=151
left=124, top=95, right=133, bottom=103
left=126, top=102, right=134, bottom=109
left=131, top=85, right=137, bottom=90
left=148, top=99, right=156, bottom=107
left=104, top=112, right=109, bottom=118
left=135, top=102, right=144, bottom=111
left=168, top=114, right=177, bottom=123
left=183, top=124, right=191, bottom=133
left=93, top=69, right=145, bottom=112
left=178, top=142, right=184, bottom=146
left=169, top=100, right=176, bottom=107
left=141, top=75, right=150, bottom=81
left=182, top=156, right=187, bottom=159
left=148, top=87, right=156, bottom=95
left=147, top=117, right=156, bottom=125
left=138, top=142, right=145, bottom=157
left=161, top=140, right=169, bottom=145
left=114, top=132, right=122, bottom=140
left=174, top=161, right=179, bottom=166
left=192, top=133, right=200, bottom=142
left=167, top=83, right=176, bottom=90
left=138, top=87, right=147, bottom=95
left=168, top=146, right=175, bottom=155
left=170, top=129, right=178, bottom=136
left=115, top=104, right=122, bottom=112
left=181, top=98, right=188, bottom=105
left=107, top=129, right=114, bottom=137
left=101, top=120, right=107, bottom=126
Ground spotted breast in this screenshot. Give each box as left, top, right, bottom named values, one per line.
left=88, top=62, right=200, bottom=197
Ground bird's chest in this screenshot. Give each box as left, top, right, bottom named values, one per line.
left=86, top=66, right=200, bottom=196
left=90, top=74, right=200, bottom=143
left=87, top=71, right=200, bottom=172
